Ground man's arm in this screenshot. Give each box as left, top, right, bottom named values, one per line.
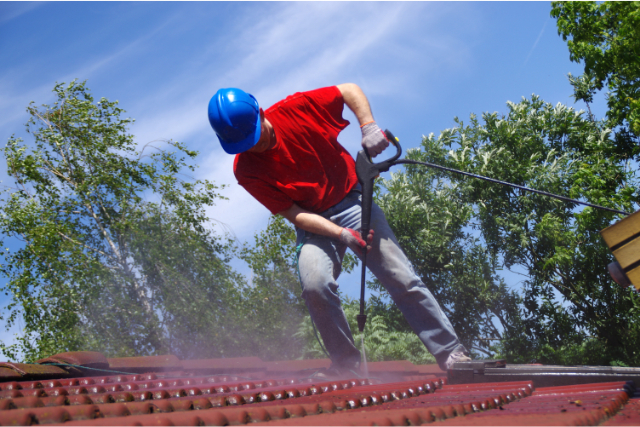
left=278, top=202, right=371, bottom=254
left=336, top=83, right=389, bottom=157
left=279, top=203, right=343, bottom=239
left=336, top=83, right=374, bottom=126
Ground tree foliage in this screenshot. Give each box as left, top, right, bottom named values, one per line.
left=296, top=296, right=436, bottom=365
left=0, top=80, right=370, bottom=364
left=237, top=215, right=309, bottom=360
left=0, top=81, right=244, bottom=361
left=552, top=1, right=640, bottom=137
left=414, top=95, right=640, bottom=365
left=374, top=147, right=523, bottom=359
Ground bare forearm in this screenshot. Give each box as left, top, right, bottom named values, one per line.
left=337, top=82, right=389, bottom=157
left=278, top=203, right=342, bottom=240
left=336, top=83, right=374, bottom=126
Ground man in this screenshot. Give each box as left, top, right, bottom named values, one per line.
left=208, top=83, right=471, bottom=375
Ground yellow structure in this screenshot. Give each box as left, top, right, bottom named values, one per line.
left=601, top=210, right=640, bottom=290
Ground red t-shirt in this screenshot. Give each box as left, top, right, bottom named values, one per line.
left=234, top=86, right=358, bottom=214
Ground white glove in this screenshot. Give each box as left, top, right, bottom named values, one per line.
left=361, top=122, right=389, bottom=157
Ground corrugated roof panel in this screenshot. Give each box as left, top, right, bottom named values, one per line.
left=106, top=355, right=182, bottom=371
left=0, top=373, right=442, bottom=425
left=0, top=352, right=638, bottom=425
left=603, top=396, right=640, bottom=426
left=0, top=368, right=22, bottom=382
left=0, top=362, right=69, bottom=378
left=36, top=351, right=109, bottom=369
left=181, top=357, right=266, bottom=372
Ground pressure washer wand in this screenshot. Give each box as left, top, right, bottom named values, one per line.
left=355, top=130, right=402, bottom=332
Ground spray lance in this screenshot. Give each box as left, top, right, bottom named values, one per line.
left=355, top=129, right=632, bottom=333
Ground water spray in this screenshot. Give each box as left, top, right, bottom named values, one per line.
left=360, top=335, right=369, bottom=378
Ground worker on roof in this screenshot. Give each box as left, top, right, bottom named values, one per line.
left=208, top=84, right=471, bottom=375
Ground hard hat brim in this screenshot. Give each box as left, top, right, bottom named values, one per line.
left=218, top=111, right=261, bottom=155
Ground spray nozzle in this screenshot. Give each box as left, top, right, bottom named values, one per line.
left=357, top=314, right=367, bottom=332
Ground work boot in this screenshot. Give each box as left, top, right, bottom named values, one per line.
left=444, top=351, right=472, bottom=370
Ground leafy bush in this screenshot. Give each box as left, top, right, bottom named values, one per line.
left=296, top=296, right=436, bottom=365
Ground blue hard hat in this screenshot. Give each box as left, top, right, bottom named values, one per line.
left=208, top=88, right=261, bottom=154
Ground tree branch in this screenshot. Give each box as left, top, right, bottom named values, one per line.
left=57, top=231, right=113, bottom=260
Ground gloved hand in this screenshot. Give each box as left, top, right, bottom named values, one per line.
left=361, top=121, right=389, bottom=157
left=339, top=227, right=374, bottom=256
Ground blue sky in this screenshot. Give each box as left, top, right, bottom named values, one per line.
left=0, top=2, right=596, bottom=351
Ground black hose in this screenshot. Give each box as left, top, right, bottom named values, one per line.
left=396, top=159, right=632, bottom=216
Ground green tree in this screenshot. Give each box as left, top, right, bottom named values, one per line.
left=431, top=96, right=640, bottom=365
left=237, top=215, right=308, bottom=360
left=296, top=296, right=437, bottom=366
left=552, top=1, right=640, bottom=137
left=0, top=80, right=243, bottom=361
left=240, top=215, right=364, bottom=361
left=374, top=147, right=523, bottom=359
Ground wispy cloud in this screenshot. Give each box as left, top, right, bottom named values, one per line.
left=0, top=2, right=43, bottom=25
left=125, top=3, right=410, bottom=235
left=129, top=2, right=452, bottom=139
left=0, top=11, right=179, bottom=136
left=0, top=2, right=478, bottom=241
left=522, top=17, right=549, bottom=69
left=118, top=2, right=468, bottom=239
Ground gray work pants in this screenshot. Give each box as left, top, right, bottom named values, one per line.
left=296, top=188, right=467, bottom=370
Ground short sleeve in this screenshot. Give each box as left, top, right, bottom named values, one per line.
left=301, top=86, right=349, bottom=134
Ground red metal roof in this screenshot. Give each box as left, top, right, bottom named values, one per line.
left=0, top=351, right=636, bottom=425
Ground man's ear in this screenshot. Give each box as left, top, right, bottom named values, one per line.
left=259, top=108, right=265, bottom=120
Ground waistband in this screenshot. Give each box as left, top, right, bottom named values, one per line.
left=318, top=185, right=362, bottom=219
